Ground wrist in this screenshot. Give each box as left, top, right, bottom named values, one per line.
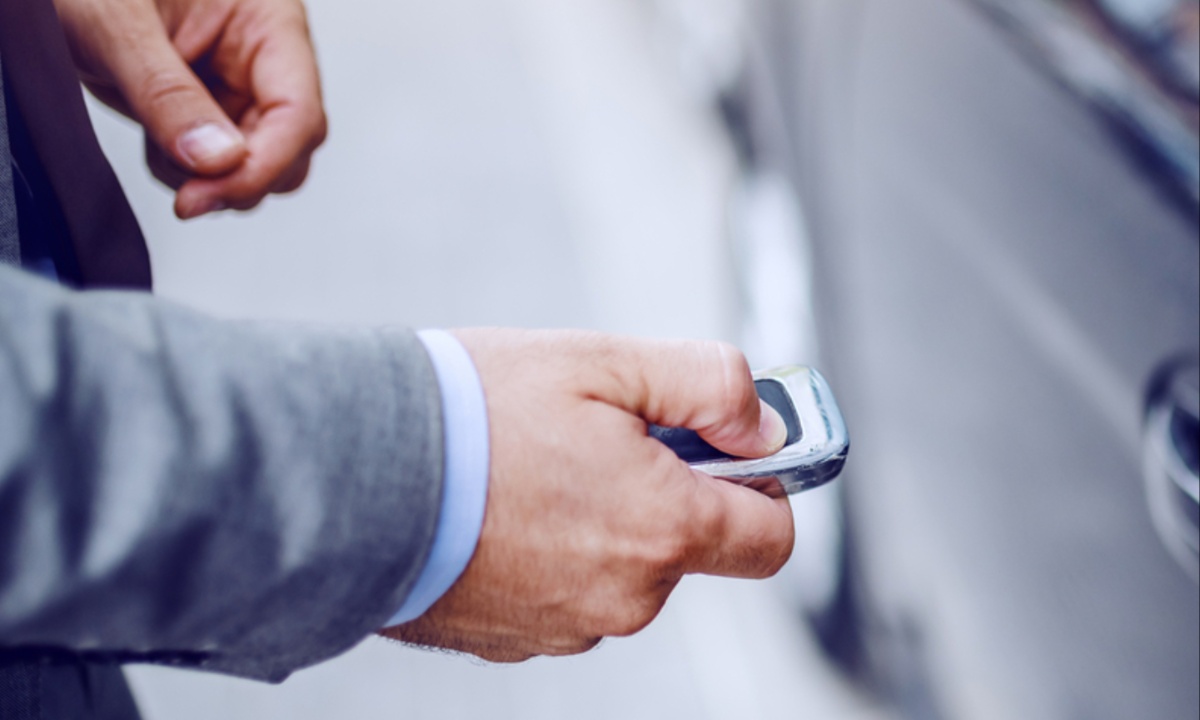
left=385, top=330, right=490, bottom=625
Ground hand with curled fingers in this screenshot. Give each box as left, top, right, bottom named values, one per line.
left=54, top=0, right=326, bottom=219
left=382, top=330, right=795, bottom=662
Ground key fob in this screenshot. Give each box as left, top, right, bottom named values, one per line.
left=649, top=366, right=849, bottom=497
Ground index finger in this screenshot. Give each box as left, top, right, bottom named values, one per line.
left=244, top=7, right=326, bottom=156
left=678, top=462, right=795, bottom=578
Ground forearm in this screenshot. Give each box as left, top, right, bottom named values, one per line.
left=0, top=265, right=443, bottom=681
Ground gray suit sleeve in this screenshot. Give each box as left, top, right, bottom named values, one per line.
left=0, top=264, right=445, bottom=682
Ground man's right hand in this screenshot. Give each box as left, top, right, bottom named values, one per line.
left=383, top=329, right=795, bottom=662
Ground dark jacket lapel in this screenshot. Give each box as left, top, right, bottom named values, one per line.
left=0, top=0, right=151, bottom=289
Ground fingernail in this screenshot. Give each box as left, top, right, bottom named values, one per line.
left=177, top=123, right=244, bottom=168
left=758, top=401, right=788, bottom=453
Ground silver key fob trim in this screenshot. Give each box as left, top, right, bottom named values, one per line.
left=691, top=366, right=849, bottom=497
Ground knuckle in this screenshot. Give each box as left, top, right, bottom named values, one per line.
left=309, top=111, right=330, bottom=148
left=609, top=598, right=663, bottom=638
left=712, top=342, right=754, bottom=416
left=289, top=102, right=328, bottom=154
left=584, top=332, right=622, bottom=368
left=612, top=617, right=648, bottom=639
left=714, top=340, right=750, bottom=374
left=275, top=168, right=309, bottom=194
left=713, top=341, right=750, bottom=380
left=230, top=196, right=266, bottom=212
left=137, top=69, right=202, bottom=114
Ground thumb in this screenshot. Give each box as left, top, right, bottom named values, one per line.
left=117, top=33, right=247, bottom=176
left=602, top=339, right=789, bottom=459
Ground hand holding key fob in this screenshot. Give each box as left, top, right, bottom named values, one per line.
left=649, top=366, right=849, bottom=497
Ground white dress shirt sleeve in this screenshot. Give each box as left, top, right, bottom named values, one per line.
left=387, top=330, right=490, bottom=625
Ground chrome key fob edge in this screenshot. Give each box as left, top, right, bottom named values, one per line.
left=649, top=366, right=850, bottom=498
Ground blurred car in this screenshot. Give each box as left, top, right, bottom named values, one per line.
left=719, top=0, right=1200, bottom=717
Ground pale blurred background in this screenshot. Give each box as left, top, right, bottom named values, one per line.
left=86, top=0, right=883, bottom=717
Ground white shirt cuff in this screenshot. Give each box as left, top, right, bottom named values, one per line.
left=386, top=330, right=489, bottom=625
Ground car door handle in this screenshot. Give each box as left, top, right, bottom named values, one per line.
left=1144, top=359, right=1200, bottom=580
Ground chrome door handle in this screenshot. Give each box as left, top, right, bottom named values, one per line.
left=1144, top=359, right=1200, bottom=581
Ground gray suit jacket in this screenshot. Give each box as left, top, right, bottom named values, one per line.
left=0, top=264, right=446, bottom=682
left=0, top=0, right=448, bottom=708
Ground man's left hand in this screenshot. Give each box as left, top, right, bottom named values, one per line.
left=55, top=0, right=327, bottom=219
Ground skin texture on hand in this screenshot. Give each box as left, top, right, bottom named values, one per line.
left=383, top=330, right=795, bottom=662
left=54, top=0, right=326, bottom=218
